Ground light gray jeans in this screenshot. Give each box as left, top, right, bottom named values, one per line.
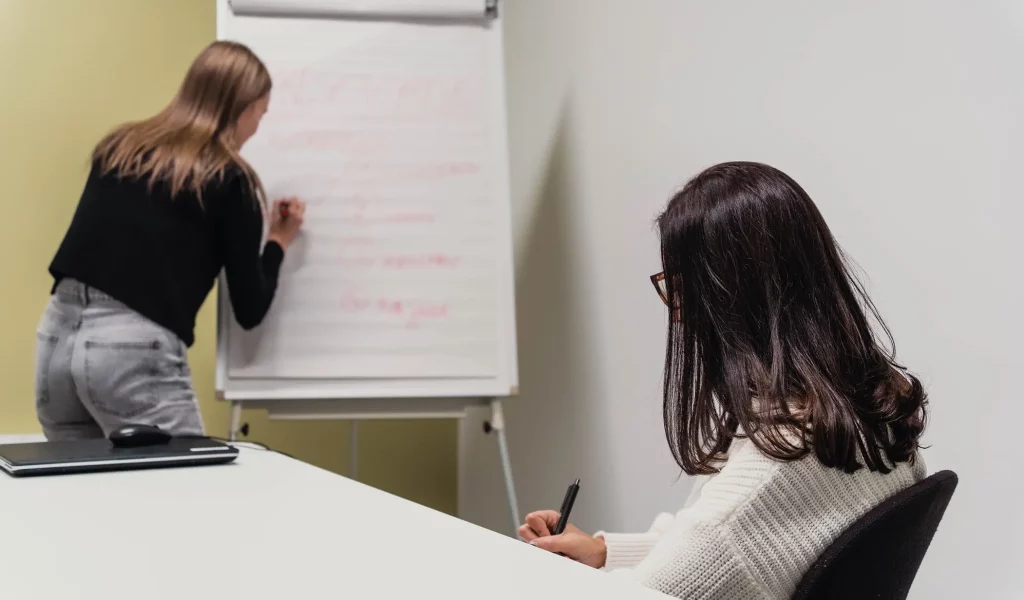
left=35, top=278, right=204, bottom=440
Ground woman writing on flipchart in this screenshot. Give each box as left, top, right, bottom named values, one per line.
left=34, top=41, right=305, bottom=439
left=520, top=162, right=928, bottom=599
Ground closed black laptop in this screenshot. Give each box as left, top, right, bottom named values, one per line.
left=0, top=437, right=238, bottom=477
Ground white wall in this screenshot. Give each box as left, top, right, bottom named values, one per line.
left=462, top=1, right=1024, bottom=598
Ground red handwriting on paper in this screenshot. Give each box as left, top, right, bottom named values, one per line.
left=339, top=294, right=371, bottom=313
left=267, top=130, right=390, bottom=154
left=410, top=303, right=449, bottom=320
left=336, top=256, right=378, bottom=268
left=339, top=161, right=481, bottom=184
left=384, top=212, right=435, bottom=223
left=274, top=70, right=479, bottom=120
left=375, top=299, right=450, bottom=327
left=322, top=253, right=461, bottom=269
left=265, top=157, right=484, bottom=192
left=268, top=163, right=481, bottom=190
left=331, top=196, right=436, bottom=225
left=340, top=212, right=436, bottom=225
left=381, top=254, right=460, bottom=269
left=339, top=292, right=450, bottom=328
left=337, top=236, right=376, bottom=247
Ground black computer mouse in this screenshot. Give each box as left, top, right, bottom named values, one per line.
left=108, top=424, right=173, bottom=448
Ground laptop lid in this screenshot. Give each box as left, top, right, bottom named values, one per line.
left=0, top=438, right=239, bottom=477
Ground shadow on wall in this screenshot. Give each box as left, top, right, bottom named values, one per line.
left=460, top=104, right=618, bottom=534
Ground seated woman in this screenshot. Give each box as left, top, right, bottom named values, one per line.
left=519, top=161, right=928, bottom=599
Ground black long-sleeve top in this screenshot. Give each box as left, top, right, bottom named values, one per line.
left=48, top=161, right=283, bottom=346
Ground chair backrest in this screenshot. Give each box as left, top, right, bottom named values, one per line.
left=791, top=470, right=958, bottom=600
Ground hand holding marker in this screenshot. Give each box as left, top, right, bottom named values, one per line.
left=268, top=196, right=306, bottom=250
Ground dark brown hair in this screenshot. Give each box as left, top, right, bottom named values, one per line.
left=658, top=161, right=926, bottom=475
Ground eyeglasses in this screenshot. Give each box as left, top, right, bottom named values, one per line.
left=651, top=272, right=668, bottom=306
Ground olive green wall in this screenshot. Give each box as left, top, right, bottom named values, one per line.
left=0, top=0, right=456, bottom=513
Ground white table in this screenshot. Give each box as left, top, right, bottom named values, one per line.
left=0, top=447, right=669, bottom=599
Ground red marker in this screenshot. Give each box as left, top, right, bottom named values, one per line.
left=279, top=203, right=290, bottom=219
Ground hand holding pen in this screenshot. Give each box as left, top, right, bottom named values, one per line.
left=518, top=479, right=608, bottom=569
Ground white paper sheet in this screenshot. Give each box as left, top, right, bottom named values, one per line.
left=223, top=17, right=502, bottom=379
left=229, top=0, right=489, bottom=20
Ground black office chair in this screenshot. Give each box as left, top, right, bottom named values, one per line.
left=791, top=470, right=958, bottom=600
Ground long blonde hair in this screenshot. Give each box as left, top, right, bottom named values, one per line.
left=93, top=41, right=271, bottom=205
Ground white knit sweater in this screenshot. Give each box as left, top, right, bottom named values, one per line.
left=597, top=439, right=926, bottom=599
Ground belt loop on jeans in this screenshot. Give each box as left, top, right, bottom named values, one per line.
left=83, top=283, right=91, bottom=305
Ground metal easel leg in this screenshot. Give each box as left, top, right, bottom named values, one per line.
left=484, top=398, right=520, bottom=535
left=228, top=401, right=243, bottom=442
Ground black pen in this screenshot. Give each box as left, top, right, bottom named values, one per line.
left=551, top=478, right=580, bottom=536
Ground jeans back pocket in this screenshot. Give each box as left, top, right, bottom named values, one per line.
left=83, top=326, right=191, bottom=421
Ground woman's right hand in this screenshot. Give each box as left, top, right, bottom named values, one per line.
left=268, top=196, right=306, bottom=249
left=519, top=510, right=607, bottom=569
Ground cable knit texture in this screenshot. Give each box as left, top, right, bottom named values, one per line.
left=597, top=439, right=926, bottom=599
